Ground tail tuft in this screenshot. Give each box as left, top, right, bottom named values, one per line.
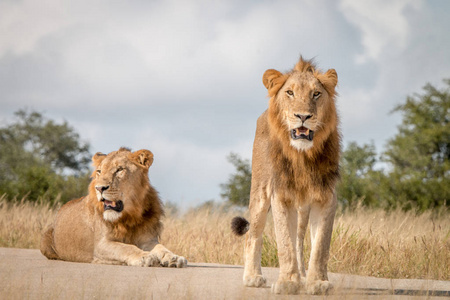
left=231, top=216, right=250, bottom=236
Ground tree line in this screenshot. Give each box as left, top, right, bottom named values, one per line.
left=1, top=80, right=448, bottom=210
left=221, top=80, right=449, bottom=211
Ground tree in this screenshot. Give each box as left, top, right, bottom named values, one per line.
left=0, top=109, right=92, bottom=203
left=382, top=80, right=450, bottom=210
left=220, top=153, right=252, bottom=206
left=1, top=110, right=91, bottom=173
left=337, top=142, right=386, bottom=208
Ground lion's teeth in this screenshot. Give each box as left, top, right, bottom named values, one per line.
left=104, top=200, right=116, bottom=207
left=296, top=127, right=309, bottom=135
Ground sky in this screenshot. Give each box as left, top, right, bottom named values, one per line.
left=1, top=0, right=449, bottom=208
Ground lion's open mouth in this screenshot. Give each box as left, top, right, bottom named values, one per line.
left=102, top=199, right=124, bottom=213
left=291, top=126, right=314, bottom=141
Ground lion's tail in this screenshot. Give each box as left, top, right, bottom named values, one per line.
left=231, top=216, right=250, bottom=236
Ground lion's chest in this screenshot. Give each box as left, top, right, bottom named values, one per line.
left=270, top=152, right=338, bottom=202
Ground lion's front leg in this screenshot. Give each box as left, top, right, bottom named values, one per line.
left=306, top=194, right=337, bottom=295
left=271, top=196, right=302, bottom=295
left=145, top=243, right=187, bottom=268
left=94, top=238, right=159, bottom=267
left=297, top=204, right=310, bottom=278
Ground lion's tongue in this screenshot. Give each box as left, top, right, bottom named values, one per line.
left=296, top=127, right=309, bottom=136
left=104, top=200, right=116, bottom=207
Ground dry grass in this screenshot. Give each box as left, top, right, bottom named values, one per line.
left=1, top=196, right=448, bottom=281
left=0, top=196, right=59, bottom=249
left=328, top=207, right=450, bottom=280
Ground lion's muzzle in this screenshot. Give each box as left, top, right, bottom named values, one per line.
left=102, top=199, right=124, bottom=213
left=291, top=126, right=314, bottom=141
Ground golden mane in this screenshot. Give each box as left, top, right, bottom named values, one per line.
left=88, top=148, right=163, bottom=239
left=294, top=56, right=316, bottom=73
left=267, top=57, right=340, bottom=199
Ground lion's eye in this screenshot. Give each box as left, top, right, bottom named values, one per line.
left=96, top=169, right=101, bottom=175
left=286, top=90, right=294, bottom=96
left=313, top=91, right=321, bottom=99
left=116, top=167, right=124, bottom=173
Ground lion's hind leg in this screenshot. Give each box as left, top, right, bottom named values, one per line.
left=40, top=226, right=59, bottom=260
left=243, top=196, right=271, bottom=288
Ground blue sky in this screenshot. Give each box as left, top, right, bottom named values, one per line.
left=1, top=0, right=449, bottom=207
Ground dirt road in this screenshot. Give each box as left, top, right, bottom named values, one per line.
left=0, top=248, right=448, bottom=299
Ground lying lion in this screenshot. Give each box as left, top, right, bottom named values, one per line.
left=41, top=147, right=187, bottom=268
left=232, top=57, right=340, bottom=294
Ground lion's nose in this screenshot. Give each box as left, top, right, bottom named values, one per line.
left=294, top=114, right=312, bottom=123
left=95, top=185, right=110, bottom=193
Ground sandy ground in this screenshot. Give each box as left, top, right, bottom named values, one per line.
left=0, top=248, right=449, bottom=299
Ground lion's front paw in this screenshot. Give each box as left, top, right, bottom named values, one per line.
left=171, top=255, right=188, bottom=268
left=128, top=253, right=159, bottom=267
left=160, top=253, right=188, bottom=268
left=306, top=280, right=333, bottom=295
left=243, top=275, right=266, bottom=288
left=271, top=280, right=302, bottom=295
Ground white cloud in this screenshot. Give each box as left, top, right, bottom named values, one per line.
left=1, top=0, right=341, bottom=120
left=1, top=0, right=449, bottom=207
left=339, top=0, right=423, bottom=63
left=0, top=0, right=72, bottom=57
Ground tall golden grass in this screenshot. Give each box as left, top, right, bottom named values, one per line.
left=0, top=196, right=448, bottom=280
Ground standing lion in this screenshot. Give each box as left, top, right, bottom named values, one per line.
left=41, top=147, right=187, bottom=268
left=232, top=57, right=340, bottom=295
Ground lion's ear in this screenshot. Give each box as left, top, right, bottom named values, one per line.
left=262, top=69, right=287, bottom=97
left=317, top=68, right=338, bottom=92
left=129, top=149, right=154, bottom=170
left=92, top=152, right=107, bottom=167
